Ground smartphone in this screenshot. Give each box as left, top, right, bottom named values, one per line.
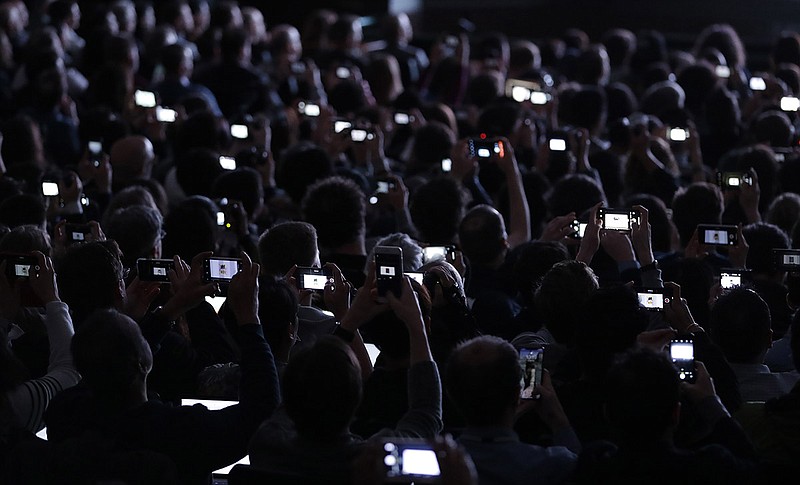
left=155, top=106, right=177, bottom=123
left=333, top=119, right=352, bottom=134
left=422, top=245, right=454, bottom=264
left=774, top=249, right=800, bottom=271
left=381, top=439, right=441, bottom=483
left=667, top=127, right=689, bottom=142
left=781, top=96, right=800, bottom=112
left=88, top=140, right=103, bottom=167
left=720, top=268, right=746, bottom=289
left=376, top=179, right=396, bottom=194
left=134, top=89, right=157, bottom=108
left=549, top=138, right=567, bottom=151
left=295, top=266, right=331, bottom=291
left=219, top=156, right=237, bottom=170
left=505, top=78, right=550, bottom=105
left=468, top=137, right=504, bottom=158
left=375, top=246, right=403, bottom=296
left=64, top=223, right=91, bottom=244
left=394, top=112, right=414, bottom=125
left=636, top=287, right=673, bottom=312
left=406, top=271, right=424, bottom=285
left=298, top=101, right=321, bottom=117
left=697, top=224, right=737, bottom=246
left=350, top=128, right=375, bottom=142
left=440, top=158, right=452, bottom=172
left=670, top=338, right=696, bottom=383
left=568, top=220, right=587, bottom=239
left=136, top=258, right=175, bottom=282
left=42, top=181, right=59, bottom=197
left=0, top=253, right=38, bottom=280
left=518, top=347, right=544, bottom=400
left=717, top=172, right=752, bottom=189
left=749, top=76, right=766, bottom=91
left=598, top=208, right=639, bottom=232
left=230, top=124, right=249, bottom=140
left=202, top=257, right=242, bottom=283
left=715, top=65, right=731, bottom=79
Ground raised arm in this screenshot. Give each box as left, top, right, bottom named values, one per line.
left=495, top=138, right=531, bottom=249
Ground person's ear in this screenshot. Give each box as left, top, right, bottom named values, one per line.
left=115, top=278, right=126, bottom=310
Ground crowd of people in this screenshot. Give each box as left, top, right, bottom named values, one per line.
left=2, top=0, right=800, bottom=483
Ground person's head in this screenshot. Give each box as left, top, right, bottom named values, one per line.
left=302, top=176, right=366, bottom=252
left=575, top=44, right=610, bottom=85
left=258, top=222, right=319, bottom=276
left=694, top=24, right=746, bottom=69
left=328, top=15, right=361, bottom=51
left=709, top=288, right=772, bottom=364
left=0, top=194, right=46, bottom=231
left=109, top=135, right=155, bottom=189
left=220, top=26, right=250, bottom=64
left=175, top=109, right=229, bottom=154
left=458, top=204, right=508, bottom=268
left=72, top=309, right=151, bottom=406
left=410, top=177, right=468, bottom=246
left=534, top=260, right=599, bottom=345
left=175, top=147, right=226, bottom=197
left=575, top=286, right=649, bottom=380
left=773, top=31, right=800, bottom=68
left=742, top=222, right=790, bottom=278
left=562, top=85, right=607, bottom=134
left=367, top=52, right=402, bottom=106
left=602, top=28, right=636, bottom=69
left=547, top=174, right=607, bottom=218
left=408, top=122, right=455, bottom=175
left=508, top=40, right=541, bottom=78
left=445, top=335, right=523, bottom=427
left=753, top=110, right=794, bottom=147
left=210, top=167, right=263, bottom=220
left=162, top=196, right=217, bottom=262
left=102, top=185, right=159, bottom=227
left=360, top=280, right=431, bottom=363
left=511, top=241, right=570, bottom=307
left=605, top=348, right=681, bottom=446
left=671, top=183, right=724, bottom=246
left=328, top=79, right=367, bottom=116
left=766, top=193, right=800, bottom=238
left=161, top=42, right=193, bottom=78
left=276, top=142, right=334, bottom=204
left=56, top=241, right=125, bottom=326
left=104, top=206, right=164, bottom=270
left=640, top=80, right=685, bottom=120
left=365, top=233, right=422, bottom=273
left=0, top=224, right=51, bottom=255
left=382, top=12, right=412, bottom=46
left=283, top=336, right=362, bottom=441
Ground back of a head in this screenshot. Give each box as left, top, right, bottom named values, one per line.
left=283, top=336, right=362, bottom=441
left=176, top=147, right=226, bottom=197
left=102, top=186, right=159, bottom=228
left=258, top=222, right=318, bottom=276
left=602, top=28, right=636, bottom=67
left=671, top=183, right=723, bottom=246
left=511, top=241, right=570, bottom=306
left=575, top=45, right=610, bottom=85
left=477, top=101, right=521, bottom=138
left=709, top=288, right=772, bottom=364
left=258, top=275, right=299, bottom=352
left=410, top=176, right=467, bottom=245
left=562, top=85, right=607, bottom=132
left=276, top=142, right=333, bottom=203
left=162, top=196, right=217, bottom=262
left=72, top=309, right=152, bottom=404
left=368, top=233, right=422, bottom=272
left=220, top=26, right=248, bottom=62
left=302, top=176, right=365, bottom=251
left=753, top=111, right=794, bottom=147
left=766, top=193, right=800, bottom=237
left=176, top=109, right=228, bottom=155
left=104, top=205, right=163, bottom=270
left=0, top=194, right=45, bottom=230
left=547, top=174, right=607, bottom=218
left=605, top=348, right=680, bottom=445
left=458, top=204, right=506, bottom=267
left=575, top=286, right=649, bottom=379
left=742, top=222, right=789, bottom=276
left=328, top=80, right=367, bottom=115
left=410, top=122, right=455, bottom=174
left=445, top=335, right=521, bottom=427
left=210, top=167, right=263, bottom=218
left=57, top=241, right=124, bottom=327
left=0, top=224, right=51, bottom=255
left=534, top=260, right=599, bottom=344
left=773, top=32, right=800, bottom=67
left=360, top=281, right=431, bottom=361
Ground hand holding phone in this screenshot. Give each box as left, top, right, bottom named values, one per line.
left=380, top=438, right=441, bottom=483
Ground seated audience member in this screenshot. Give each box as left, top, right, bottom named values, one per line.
left=257, top=221, right=337, bottom=350
left=736, top=311, right=800, bottom=472
left=574, top=348, right=757, bottom=483
left=410, top=176, right=470, bottom=247
left=248, top=276, right=442, bottom=481
left=302, top=176, right=368, bottom=288
left=445, top=335, right=580, bottom=484
left=153, top=42, right=221, bottom=115
left=103, top=205, right=164, bottom=274
left=45, top=254, right=279, bottom=484
left=1, top=251, right=78, bottom=435
left=108, top=135, right=156, bottom=192
left=709, top=288, right=798, bottom=402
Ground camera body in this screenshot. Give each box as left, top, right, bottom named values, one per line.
left=380, top=438, right=441, bottom=483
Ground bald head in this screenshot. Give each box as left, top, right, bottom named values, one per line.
left=110, top=136, right=155, bottom=188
